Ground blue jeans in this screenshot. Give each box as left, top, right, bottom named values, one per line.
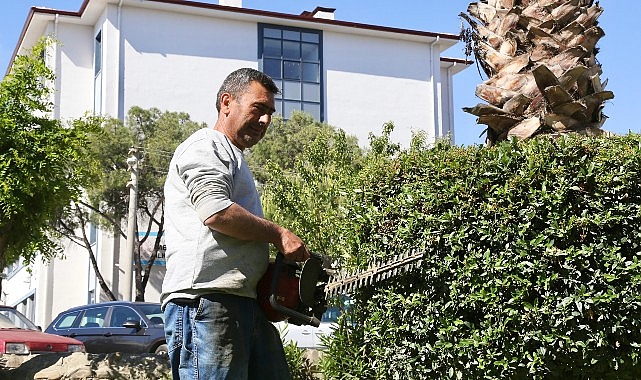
left=164, top=293, right=292, bottom=380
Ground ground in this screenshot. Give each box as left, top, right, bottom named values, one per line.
left=0, top=352, right=170, bottom=380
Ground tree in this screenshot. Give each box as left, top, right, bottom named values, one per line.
left=0, top=37, right=100, bottom=293
left=56, top=107, right=203, bottom=301
left=255, top=112, right=397, bottom=264
left=246, top=111, right=361, bottom=183
left=460, top=0, right=613, bottom=145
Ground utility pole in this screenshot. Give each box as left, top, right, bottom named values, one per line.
left=123, top=147, right=139, bottom=301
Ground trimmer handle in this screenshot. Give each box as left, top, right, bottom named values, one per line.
left=269, top=253, right=321, bottom=327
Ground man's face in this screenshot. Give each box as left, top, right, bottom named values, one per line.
left=221, top=81, right=276, bottom=150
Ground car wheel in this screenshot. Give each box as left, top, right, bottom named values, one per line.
left=154, top=344, right=168, bottom=355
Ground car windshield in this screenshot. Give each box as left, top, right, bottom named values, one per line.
left=0, top=308, right=39, bottom=330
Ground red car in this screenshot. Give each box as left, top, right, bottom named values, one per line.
left=0, top=305, right=85, bottom=355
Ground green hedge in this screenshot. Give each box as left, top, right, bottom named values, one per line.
left=321, top=134, right=641, bottom=379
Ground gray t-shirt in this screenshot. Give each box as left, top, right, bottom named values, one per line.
left=161, top=128, right=268, bottom=306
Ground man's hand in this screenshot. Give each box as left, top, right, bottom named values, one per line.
left=275, top=228, right=310, bottom=262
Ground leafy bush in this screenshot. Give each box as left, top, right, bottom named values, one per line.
left=260, top=116, right=365, bottom=260
left=282, top=339, right=316, bottom=380
left=0, top=37, right=101, bottom=265
left=322, top=134, right=641, bottom=379
left=261, top=114, right=641, bottom=378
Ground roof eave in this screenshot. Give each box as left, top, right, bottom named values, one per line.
left=441, top=57, right=474, bottom=75
left=7, top=0, right=464, bottom=76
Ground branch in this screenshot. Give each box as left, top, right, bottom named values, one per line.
left=77, top=200, right=126, bottom=239
left=72, top=203, right=118, bottom=301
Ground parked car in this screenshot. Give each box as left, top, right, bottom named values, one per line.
left=274, top=296, right=352, bottom=350
left=0, top=305, right=85, bottom=355
left=45, top=301, right=166, bottom=354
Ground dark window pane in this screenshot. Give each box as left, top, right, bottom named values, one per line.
left=273, top=79, right=283, bottom=99
left=302, top=32, right=319, bottom=43
left=264, top=28, right=281, bottom=38
left=284, top=61, right=301, bottom=80
left=283, top=30, right=300, bottom=41
left=302, top=83, right=320, bottom=102
left=80, top=307, right=108, bottom=327
left=284, top=100, right=301, bottom=119
left=94, top=31, right=102, bottom=76
left=283, top=40, right=300, bottom=60
left=263, top=38, right=281, bottom=57
left=259, top=24, right=322, bottom=121
left=110, top=306, right=142, bottom=327
left=274, top=99, right=283, bottom=116
left=284, top=81, right=301, bottom=101
left=302, top=63, right=319, bottom=83
left=264, top=59, right=282, bottom=79
left=303, top=102, right=321, bottom=120
left=301, top=43, right=318, bottom=61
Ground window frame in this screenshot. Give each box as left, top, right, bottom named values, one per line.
left=258, top=23, right=323, bottom=121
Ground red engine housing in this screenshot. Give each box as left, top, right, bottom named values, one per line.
left=257, top=261, right=300, bottom=322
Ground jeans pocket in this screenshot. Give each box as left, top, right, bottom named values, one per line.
left=164, top=302, right=184, bottom=353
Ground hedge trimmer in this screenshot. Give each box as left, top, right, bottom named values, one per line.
left=257, top=250, right=426, bottom=327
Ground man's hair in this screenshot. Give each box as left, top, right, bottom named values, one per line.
left=215, top=68, right=280, bottom=112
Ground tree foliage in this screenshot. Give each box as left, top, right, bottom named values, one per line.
left=0, top=37, right=100, bottom=271
left=257, top=112, right=364, bottom=261
left=247, top=111, right=362, bottom=183
left=56, top=106, right=203, bottom=301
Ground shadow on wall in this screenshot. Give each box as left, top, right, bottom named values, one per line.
left=148, top=263, right=166, bottom=301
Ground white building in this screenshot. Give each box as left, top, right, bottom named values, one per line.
left=4, top=0, right=470, bottom=328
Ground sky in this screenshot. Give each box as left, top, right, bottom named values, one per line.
left=1, top=0, right=639, bottom=146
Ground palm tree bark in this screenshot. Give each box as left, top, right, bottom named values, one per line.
left=461, top=0, right=613, bottom=145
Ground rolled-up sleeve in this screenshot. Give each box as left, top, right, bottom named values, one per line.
left=175, top=138, right=234, bottom=223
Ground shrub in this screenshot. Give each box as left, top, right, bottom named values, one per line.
left=283, top=339, right=316, bottom=380
left=321, top=134, right=641, bottom=379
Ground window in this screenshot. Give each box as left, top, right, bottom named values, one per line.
left=259, top=24, right=323, bottom=121
left=89, top=223, right=97, bottom=246
left=3, top=260, right=23, bottom=280
left=94, top=30, right=103, bottom=115
left=16, top=293, right=35, bottom=323
left=54, top=311, right=81, bottom=329
left=80, top=306, right=108, bottom=328
left=109, top=306, right=143, bottom=327
left=94, top=31, right=102, bottom=77
left=137, top=303, right=164, bottom=324
left=87, top=289, right=95, bottom=305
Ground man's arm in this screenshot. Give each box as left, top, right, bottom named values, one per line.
left=204, top=203, right=310, bottom=262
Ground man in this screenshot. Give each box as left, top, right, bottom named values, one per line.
left=162, top=68, right=310, bottom=379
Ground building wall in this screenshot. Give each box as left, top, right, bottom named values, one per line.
left=3, top=0, right=467, bottom=328
left=324, top=30, right=439, bottom=147
left=440, top=63, right=456, bottom=141
left=98, top=4, right=451, bottom=145
left=4, top=238, right=91, bottom=329
left=48, top=241, right=91, bottom=324
left=56, top=23, right=95, bottom=120
left=112, top=6, right=258, bottom=123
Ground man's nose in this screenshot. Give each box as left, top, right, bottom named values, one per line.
left=259, top=113, right=271, bottom=127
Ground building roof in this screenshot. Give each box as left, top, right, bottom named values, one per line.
left=9, top=0, right=465, bottom=76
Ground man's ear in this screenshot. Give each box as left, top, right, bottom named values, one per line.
left=220, top=93, right=233, bottom=115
